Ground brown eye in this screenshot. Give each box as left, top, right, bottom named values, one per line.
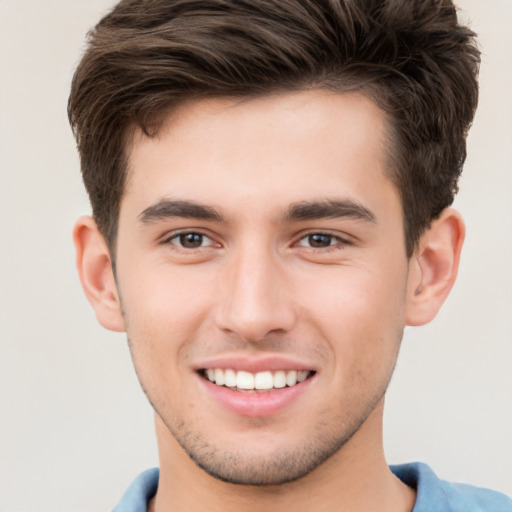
left=180, top=233, right=204, bottom=248
left=170, top=232, right=211, bottom=249
left=306, top=234, right=335, bottom=248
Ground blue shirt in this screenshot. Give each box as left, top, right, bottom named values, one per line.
left=112, top=462, right=512, bottom=511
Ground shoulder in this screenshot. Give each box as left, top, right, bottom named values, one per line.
left=111, top=468, right=159, bottom=512
left=391, top=462, right=512, bottom=512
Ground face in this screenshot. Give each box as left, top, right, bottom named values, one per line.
left=115, top=91, right=412, bottom=484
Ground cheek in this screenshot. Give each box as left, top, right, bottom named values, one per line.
left=299, top=264, right=407, bottom=370
left=121, top=261, right=217, bottom=333
left=118, top=264, right=218, bottom=389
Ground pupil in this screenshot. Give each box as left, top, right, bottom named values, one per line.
left=180, top=233, right=203, bottom=248
left=309, top=234, right=331, bottom=247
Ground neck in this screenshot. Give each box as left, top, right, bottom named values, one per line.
left=149, top=401, right=415, bottom=512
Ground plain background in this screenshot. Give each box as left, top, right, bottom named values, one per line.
left=0, top=1, right=511, bottom=510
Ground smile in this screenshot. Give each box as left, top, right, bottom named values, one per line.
left=201, top=368, right=313, bottom=392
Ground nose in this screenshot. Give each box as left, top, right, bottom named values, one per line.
left=214, top=244, right=297, bottom=342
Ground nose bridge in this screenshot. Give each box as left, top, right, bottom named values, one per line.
left=215, top=237, right=295, bottom=341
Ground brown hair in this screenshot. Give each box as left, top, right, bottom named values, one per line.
left=68, top=0, right=480, bottom=256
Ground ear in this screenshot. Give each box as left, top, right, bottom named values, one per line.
left=405, top=208, right=465, bottom=326
left=73, top=216, right=125, bottom=332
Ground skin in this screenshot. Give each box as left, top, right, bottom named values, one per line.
left=75, top=90, right=464, bottom=511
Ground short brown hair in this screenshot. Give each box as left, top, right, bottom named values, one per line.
left=68, top=0, right=480, bottom=256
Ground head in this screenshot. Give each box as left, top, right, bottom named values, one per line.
left=70, top=0, right=479, bottom=489
left=69, top=0, right=479, bottom=259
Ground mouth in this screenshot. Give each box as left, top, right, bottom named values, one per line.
left=199, top=368, right=315, bottom=393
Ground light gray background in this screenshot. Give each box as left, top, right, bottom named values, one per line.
left=0, top=1, right=510, bottom=511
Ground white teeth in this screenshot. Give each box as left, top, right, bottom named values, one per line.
left=214, top=368, right=225, bottom=386
left=254, top=371, right=273, bottom=390
left=236, top=370, right=255, bottom=390
left=224, top=368, right=237, bottom=387
left=204, top=368, right=312, bottom=390
left=286, top=370, right=297, bottom=386
left=273, top=370, right=286, bottom=388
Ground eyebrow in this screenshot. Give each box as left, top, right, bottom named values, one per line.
left=284, top=199, right=376, bottom=223
left=138, top=198, right=376, bottom=225
left=138, top=199, right=226, bottom=224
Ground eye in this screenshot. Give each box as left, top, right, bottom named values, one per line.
left=168, top=232, right=214, bottom=249
left=297, top=233, right=342, bottom=248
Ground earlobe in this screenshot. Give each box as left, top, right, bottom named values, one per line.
left=73, top=216, right=126, bottom=332
left=405, top=208, right=465, bottom=326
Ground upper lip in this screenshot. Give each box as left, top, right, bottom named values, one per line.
left=194, top=355, right=317, bottom=373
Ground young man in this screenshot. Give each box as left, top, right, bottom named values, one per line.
left=68, top=1, right=511, bottom=511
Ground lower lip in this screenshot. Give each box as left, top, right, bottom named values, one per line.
left=197, top=374, right=314, bottom=417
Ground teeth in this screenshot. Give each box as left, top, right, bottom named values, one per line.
left=254, top=371, right=273, bottom=390
left=205, top=368, right=312, bottom=390
left=273, top=370, right=286, bottom=388
left=297, top=370, right=309, bottom=382
left=214, top=368, right=225, bottom=386
left=224, top=368, right=237, bottom=387
left=236, top=370, right=255, bottom=390
left=286, top=370, right=297, bottom=386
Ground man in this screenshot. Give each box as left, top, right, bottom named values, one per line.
left=68, top=0, right=511, bottom=511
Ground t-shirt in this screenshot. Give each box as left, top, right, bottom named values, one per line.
left=391, top=463, right=512, bottom=512
left=111, top=462, right=512, bottom=511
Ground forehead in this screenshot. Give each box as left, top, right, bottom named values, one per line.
left=123, top=90, right=397, bottom=220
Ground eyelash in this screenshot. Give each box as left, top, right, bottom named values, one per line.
left=161, top=230, right=351, bottom=253
left=294, top=232, right=351, bottom=253
left=162, top=231, right=216, bottom=250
